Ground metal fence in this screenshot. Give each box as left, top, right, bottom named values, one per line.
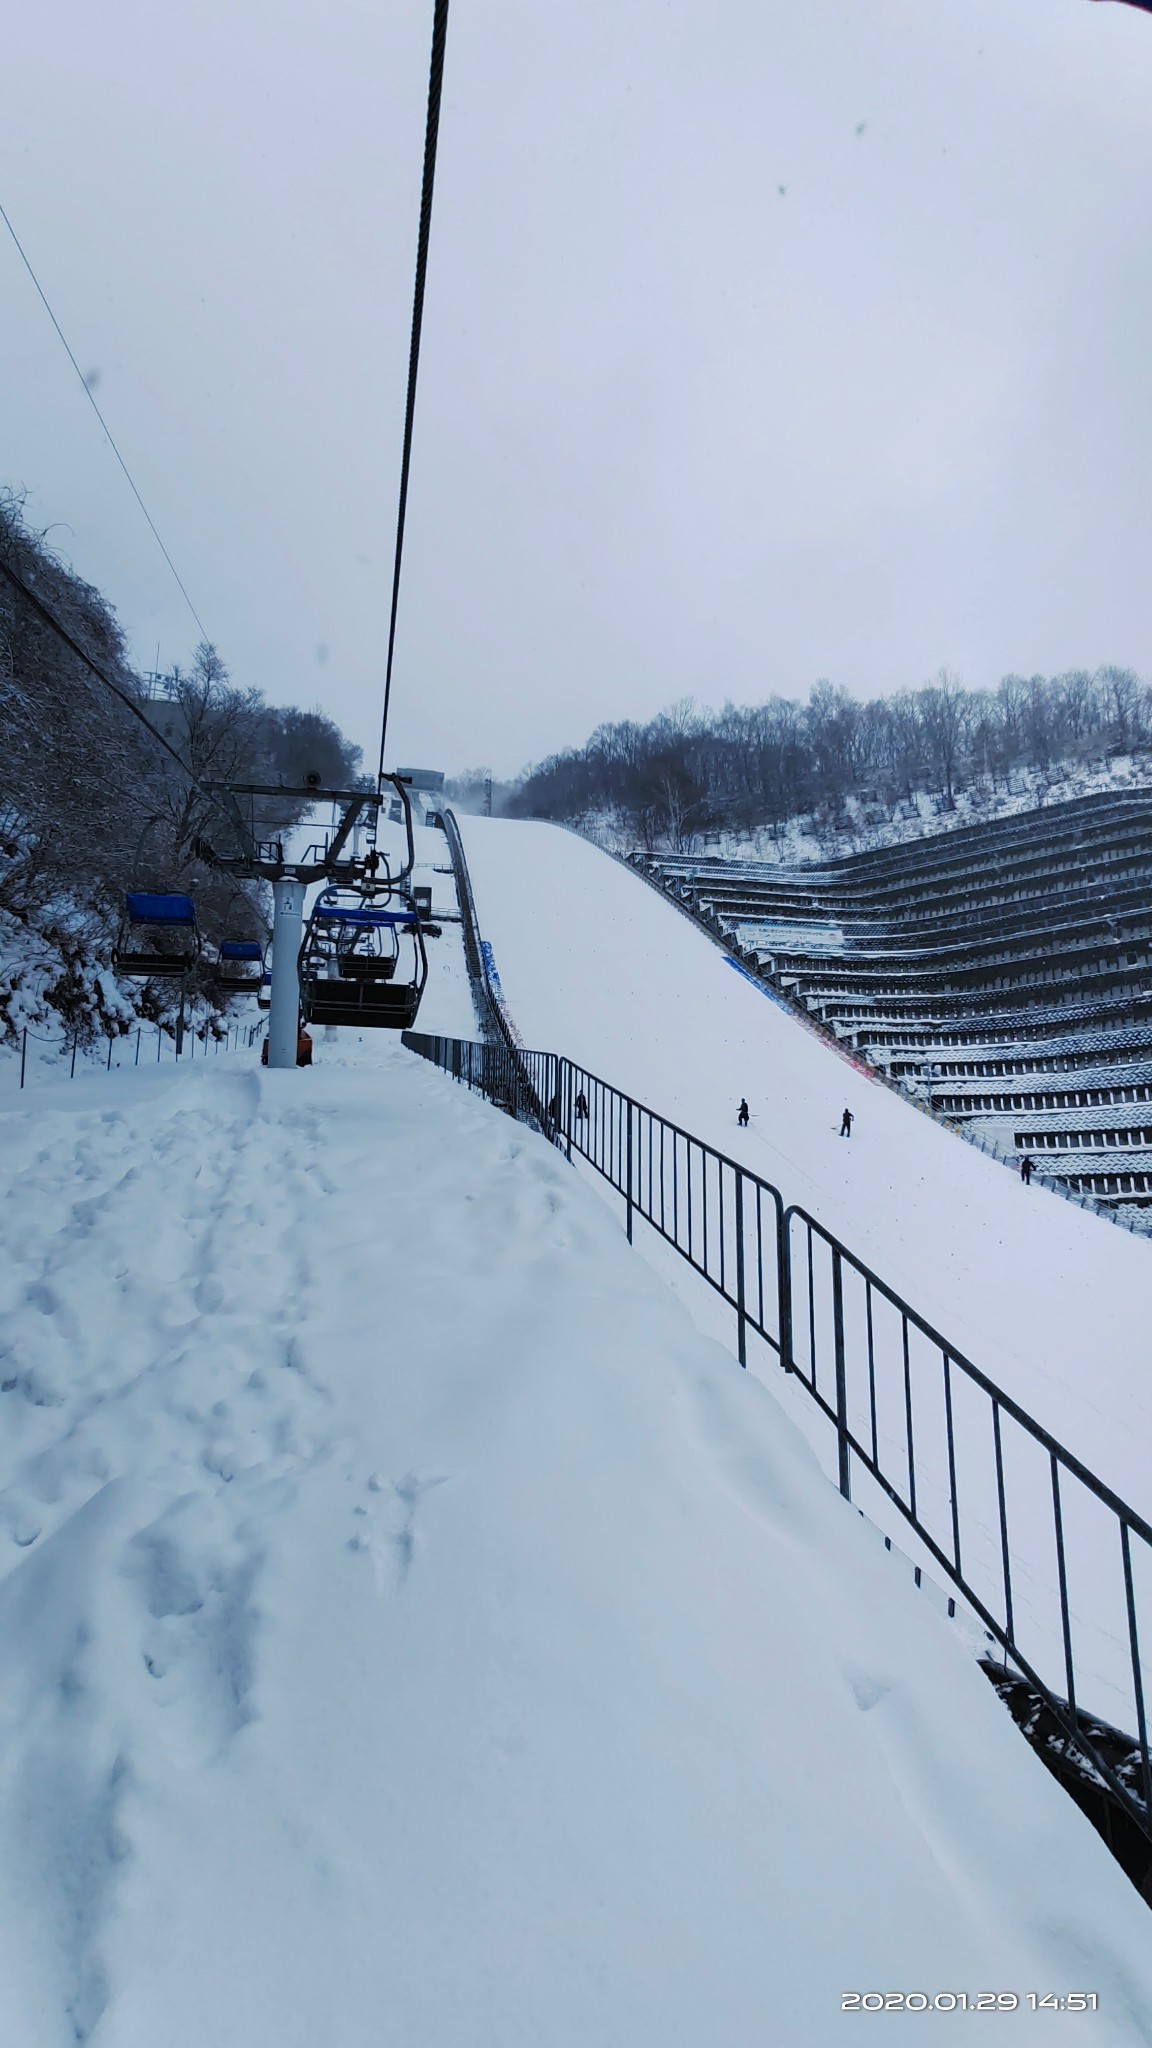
left=8, top=1016, right=263, bottom=1090
left=403, top=1029, right=1152, bottom=1861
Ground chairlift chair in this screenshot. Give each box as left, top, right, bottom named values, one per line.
left=214, top=939, right=266, bottom=996
left=298, top=890, right=428, bottom=1030
left=113, top=893, right=201, bottom=979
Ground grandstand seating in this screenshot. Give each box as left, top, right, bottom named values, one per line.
left=635, top=789, right=1152, bottom=1227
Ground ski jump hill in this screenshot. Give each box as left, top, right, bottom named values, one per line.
left=0, top=813, right=1150, bottom=2044
left=457, top=813, right=1152, bottom=1522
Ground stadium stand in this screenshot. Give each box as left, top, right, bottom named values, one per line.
left=634, top=789, right=1152, bottom=1229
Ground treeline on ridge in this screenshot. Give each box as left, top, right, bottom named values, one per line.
left=507, top=668, right=1152, bottom=849
left=0, top=490, right=362, bottom=1038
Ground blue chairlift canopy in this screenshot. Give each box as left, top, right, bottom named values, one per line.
left=219, top=940, right=264, bottom=961
left=125, top=892, right=197, bottom=927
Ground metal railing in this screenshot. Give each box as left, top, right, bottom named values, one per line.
left=7, top=1016, right=263, bottom=1091
left=403, top=1028, right=1152, bottom=1862
left=440, top=810, right=552, bottom=1131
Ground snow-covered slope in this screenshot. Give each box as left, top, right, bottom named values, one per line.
left=2, top=1044, right=1150, bottom=2044
left=458, top=817, right=1152, bottom=1530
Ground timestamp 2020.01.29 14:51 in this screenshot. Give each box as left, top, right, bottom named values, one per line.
left=842, top=1994, right=1099, bottom=2013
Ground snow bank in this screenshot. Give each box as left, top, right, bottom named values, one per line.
left=0, top=1042, right=1149, bottom=2043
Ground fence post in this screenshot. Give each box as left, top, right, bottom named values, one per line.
left=70, top=1031, right=79, bottom=1079
left=735, top=1170, right=747, bottom=1367
left=832, top=1246, right=851, bottom=1500
left=564, top=1060, right=573, bottom=1162
left=777, top=1200, right=794, bottom=1375
left=625, top=1100, right=634, bottom=1242
left=20, top=1027, right=27, bottom=1090
left=135, top=1026, right=141, bottom=1067
left=106, top=1033, right=114, bottom=1071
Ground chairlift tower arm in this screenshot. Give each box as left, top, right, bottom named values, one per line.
left=194, top=784, right=384, bottom=884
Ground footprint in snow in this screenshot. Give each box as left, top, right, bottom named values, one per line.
left=352, top=1472, right=449, bottom=1592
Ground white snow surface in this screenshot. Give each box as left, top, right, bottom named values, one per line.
left=2, top=1044, right=1150, bottom=2042
left=458, top=818, right=1152, bottom=1530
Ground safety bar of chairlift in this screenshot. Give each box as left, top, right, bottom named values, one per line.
left=297, top=891, right=429, bottom=1017
left=357, top=773, right=418, bottom=896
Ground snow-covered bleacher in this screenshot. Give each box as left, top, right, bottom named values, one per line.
left=638, top=789, right=1152, bottom=1224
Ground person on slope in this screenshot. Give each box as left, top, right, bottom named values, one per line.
left=737, top=1099, right=750, bottom=1128
left=1019, top=1153, right=1034, bottom=1185
left=574, top=1090, right=589, bottom=1122
left=840, top=1107, right=854, bottom=1137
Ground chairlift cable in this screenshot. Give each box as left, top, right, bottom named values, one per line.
left=0, top=199, right=212, bottom=644
left=376, top=0, right=452, bottom=786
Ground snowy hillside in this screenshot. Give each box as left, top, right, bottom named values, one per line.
left=559, top=756, right=1152, bottom=868
left=2, top=1043, right=1151, bottom=2042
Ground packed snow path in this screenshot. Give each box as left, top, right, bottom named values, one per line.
left=0, top=1046, right=1150, bottom=2044
left=458, top=817, right=1152, bottom=1524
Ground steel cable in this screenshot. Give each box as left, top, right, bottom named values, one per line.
left=376, top=0, right=451, bottom=784
left=0, top=199, right=211, bottom=644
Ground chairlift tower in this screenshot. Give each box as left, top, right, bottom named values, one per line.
left=194, top=777, right=415, bottom=1070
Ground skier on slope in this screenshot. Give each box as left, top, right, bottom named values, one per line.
left=737, top=1099, right=750, bottom=1128
left=1019, top=1154, right=1034, bottom=1185
left=840, top=1108, right=854, bottom=1137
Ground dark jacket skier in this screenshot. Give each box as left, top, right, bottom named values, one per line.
left=1019, top=1154, right=1034, bottom=1185
left=840, top=1108, right=854, bottom=1137
left=574, top=1091, right=589, bottom=1122
left=737, top=1099, right=750, bottom=1127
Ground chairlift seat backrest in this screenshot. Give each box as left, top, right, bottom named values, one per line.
left=334, top=955, right=398, bottom=981
left=125, top=892, right=197, bottom=926
left=320, top=906, right=417, bottom=929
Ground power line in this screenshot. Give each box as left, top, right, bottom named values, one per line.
left=0, top=548, right=231, bottom=824
left=0, top=198, right=212, bottom=644
left=377, top=0, right=452, bottom=785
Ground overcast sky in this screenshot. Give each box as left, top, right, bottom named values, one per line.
left=2, top=0, right=1150, bottom=778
